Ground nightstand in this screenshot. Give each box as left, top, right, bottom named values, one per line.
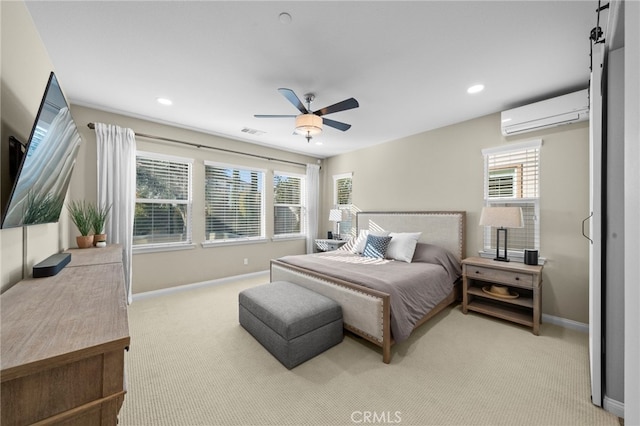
left=315, top=239, right=347, bottom=252
left=462, top=256, right=543, bottom=335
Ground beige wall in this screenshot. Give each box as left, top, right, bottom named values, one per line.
left=69, top=106, right=321, bottom=294
left=322, top=115, right=590, bottom=323
left=0, top=1, right=320, bottom=295
left=1, top=0, right=591, bottom=324
left=0, top=1, right=71, bottom=293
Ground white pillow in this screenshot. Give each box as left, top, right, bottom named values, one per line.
left=351, top=230, right=390, bottom=254
left=386, top=232, right=422, bottom=262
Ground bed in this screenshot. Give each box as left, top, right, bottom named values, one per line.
left=270, top=211, right=466, bottom=363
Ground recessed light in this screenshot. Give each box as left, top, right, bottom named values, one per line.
left=279, top=12, right=292, bottom=24
left=156, top=97, right=173, bottom=106
left=315, top=141, right=323, bottom=146
left=467, top=84, right=485, bottom=94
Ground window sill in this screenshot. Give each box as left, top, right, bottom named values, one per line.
left=271, top=235, right=306, bottom=242
left=477, top=250, right=546, bottom=265
left=133, top=243, right=196, bottom=254
left=201, top=238, right=268, bottom=248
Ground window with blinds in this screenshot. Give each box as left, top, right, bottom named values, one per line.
left=204, top=162, right=265, bottom=243
left=333, top=173, right=353, bottom=238
left=134, top=152, right=193, bottom=248
left=482, top=140, right=541, bottom=255
left=273, top=172, right=305, bottom=237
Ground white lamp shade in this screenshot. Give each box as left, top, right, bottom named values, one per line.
left=328, top=209, right=342, bottom=221
left=294, top=114, right=323, bottom=136
left=479, top=207, right=524, bottom=228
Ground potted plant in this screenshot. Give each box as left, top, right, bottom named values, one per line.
left=67, top=200, right=93, bottom=248
left=90, top=203, right=111, bottom=246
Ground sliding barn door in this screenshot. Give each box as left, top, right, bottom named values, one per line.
left=588, top=42, right=605, bottom=408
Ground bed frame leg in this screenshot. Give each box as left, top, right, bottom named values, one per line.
left=382, top=298, right=392, bottom=363
left=382, top=343, right=391, bottom=364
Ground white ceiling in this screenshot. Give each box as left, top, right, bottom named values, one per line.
left=25, top=1, right=596, bottom=159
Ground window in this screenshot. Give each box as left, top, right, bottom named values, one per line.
left=333, top=173, right=353, bottom=238
left=134, top=152, right=193, bottom=249
left=482, top=140, right=541, bottom=257
left=488, top=167, right=518, bottom=198
left=204, top=161, right=265, bottom=243
left=273, top=171, right=305, bottom=237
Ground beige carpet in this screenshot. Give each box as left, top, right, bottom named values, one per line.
left=120, top=273, right=619, bottom=426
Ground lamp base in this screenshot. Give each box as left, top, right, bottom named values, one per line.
left=494, top=227, right=510, bottom=262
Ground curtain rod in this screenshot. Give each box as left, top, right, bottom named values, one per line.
left=87, top=123, right=312, bottom=168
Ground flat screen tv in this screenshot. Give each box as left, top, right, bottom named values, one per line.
left=1, top=72, right=82, bottom=228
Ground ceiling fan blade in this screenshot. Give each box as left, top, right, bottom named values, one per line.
left=314, top=97, right=359, bottom=116
left=278, top=88, right=308, bottom=114
left=322, top=117, right=352, bottom=132
left=254, top=114, right=296, bottom=118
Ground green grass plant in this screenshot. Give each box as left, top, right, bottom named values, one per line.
left=67, top=200, right=93, bottom=236
left=90, top=203, right=112, bottom=235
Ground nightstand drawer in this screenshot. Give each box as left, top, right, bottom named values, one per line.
left=315, top=239, right=347, bottom=252
left=466, top=265, right=533, bottom=288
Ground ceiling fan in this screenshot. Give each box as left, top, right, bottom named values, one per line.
left=254, top=88, right=359, bottom=142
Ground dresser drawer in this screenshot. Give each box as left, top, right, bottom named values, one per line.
left=466, top=265, right=534, bottom=288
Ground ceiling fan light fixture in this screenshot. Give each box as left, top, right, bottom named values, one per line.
left=294, top=114, right=323, bottom=136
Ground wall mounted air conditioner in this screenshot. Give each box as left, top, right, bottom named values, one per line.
left=501, top=89, right=589, bottom=136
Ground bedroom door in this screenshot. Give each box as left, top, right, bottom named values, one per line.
left=588, top=42, right=605, bottom=408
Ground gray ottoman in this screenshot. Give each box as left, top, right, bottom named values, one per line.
left=239, top=281, right=343, bottom=369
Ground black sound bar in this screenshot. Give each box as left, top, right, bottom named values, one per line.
left=33, top=253, right=71, bottom=278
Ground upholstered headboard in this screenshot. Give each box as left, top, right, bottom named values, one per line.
left=356, top=211, right=466, bottom=262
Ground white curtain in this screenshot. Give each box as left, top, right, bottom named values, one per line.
left=95, top=123, right=136, bottom=303
left=305, top=163, right=320, bottom=254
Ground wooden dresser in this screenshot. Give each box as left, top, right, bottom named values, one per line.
left=1, top=245, right=130, bottom=425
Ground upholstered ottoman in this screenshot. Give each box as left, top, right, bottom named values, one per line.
left=239, top=281, right=343, bottom=369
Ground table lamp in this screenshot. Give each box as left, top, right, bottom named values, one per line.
left=479, top=206, right=524, bottom=262
left=329, top=209, right=342, bottom=240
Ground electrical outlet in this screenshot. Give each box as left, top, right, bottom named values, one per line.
left=243, top=258, right=249, bottom=265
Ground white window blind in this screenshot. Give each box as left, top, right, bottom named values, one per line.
left=333, top=173, right=353, bottom=238
left=204, top=162, right=265, bottom=242
left=482, top=140, right=541, bottom=255
left=134, top=152, right=193, bottom=248
left=273, top=172, right=305, bottom=237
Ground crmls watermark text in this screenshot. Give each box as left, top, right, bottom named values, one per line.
left=350, top=411, right=402, bottom=424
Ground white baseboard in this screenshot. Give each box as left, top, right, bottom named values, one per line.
left=542, top=313, right=589, bottom=333
left=132, top=270, right=269, bottom=302
left=603, top=395, right=625, bottom=418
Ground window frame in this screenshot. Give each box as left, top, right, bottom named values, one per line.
left=273, top=170, right=306, bottom=240
left=332, top=172, right=353, bottom=239
left=480, top=140, right=542, bottom=262
left=202, top=160, right=266, bottom=247
left=133, top=150, right=194, bottom=254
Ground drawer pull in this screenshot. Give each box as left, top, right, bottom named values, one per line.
left=475, top=270, right=480, bottom=274
left=515, top=277, right=520, bottom=281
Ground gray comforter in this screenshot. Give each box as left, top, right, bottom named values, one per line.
left=277, top=244, right=461, bottom=343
